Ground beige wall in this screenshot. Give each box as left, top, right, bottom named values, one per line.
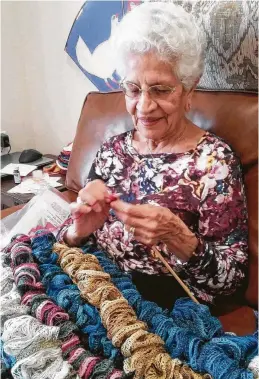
left=1, top=1, right=97, bottom=155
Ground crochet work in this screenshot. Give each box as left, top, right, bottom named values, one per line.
left=1, top=232, right=258, bottom=379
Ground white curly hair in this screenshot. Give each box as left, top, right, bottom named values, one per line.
left=111, top=2, right=206, bottom=90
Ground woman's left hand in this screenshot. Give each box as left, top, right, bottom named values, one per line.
left=111, top=199, right=198, bottom=262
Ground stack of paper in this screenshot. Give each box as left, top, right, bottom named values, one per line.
left=8, top=177, right=62, bottom=194
left=1, top=189, right=70, bottom=249
left=0, top=163, right=37, bottom=177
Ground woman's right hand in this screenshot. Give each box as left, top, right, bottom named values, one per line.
left=65, top=179, right=115, bottom=246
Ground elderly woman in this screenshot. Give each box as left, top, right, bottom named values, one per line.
left=59, top=2, right=248, bottom=309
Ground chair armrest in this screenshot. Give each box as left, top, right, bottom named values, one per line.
left=60, top=190, right=78, bottom=203
left=219, top=306, right=257, bottom=336
left=0, top=205, right=24, bottom=220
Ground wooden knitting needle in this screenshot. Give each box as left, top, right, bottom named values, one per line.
left=151, top=246, right=199, bottom=304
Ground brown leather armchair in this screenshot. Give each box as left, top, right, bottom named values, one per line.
left=1, top=90, right=258, bottom=336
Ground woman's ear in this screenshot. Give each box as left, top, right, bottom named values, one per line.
left=184, top=89, right=195, bottom=112
left=184, top=77, right=200, bottom=112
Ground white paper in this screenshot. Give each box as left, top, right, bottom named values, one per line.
left=1, top=189, right=70, bottom=248
left=0, top=163, right=37, bottom=176
left=8, top=177, right=62, bottom=194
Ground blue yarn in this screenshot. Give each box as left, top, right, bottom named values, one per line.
left=32, top=232, right=57, bottom=264
left=170, top=298, right=223, bottom=339
left=31, top=235, right=121, bottom=361
left=32, top=232, right=257, bottom=379
left=211, top=335, right=258, bottom=365
left=197, top=344, right=254, bottom=379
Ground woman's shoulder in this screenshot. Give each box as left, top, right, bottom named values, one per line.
left=197, top=131, right=239, bottom=161
left=99, top=130, right=132, bottom=152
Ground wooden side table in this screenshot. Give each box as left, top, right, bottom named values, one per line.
left=1, top=176, right=67, bottom=209
left=1, top=155, right=66, bottom=210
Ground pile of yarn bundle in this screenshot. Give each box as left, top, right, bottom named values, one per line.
left=43, top=142, right=73, bottom=176
left=0, top=235, right=124, bottom=379
left=56, top=142, right=73, bottom=172
left=0, top=231, right=258, bottom=379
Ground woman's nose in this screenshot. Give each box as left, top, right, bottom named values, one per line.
left=136, top=91, right=157, bottom=113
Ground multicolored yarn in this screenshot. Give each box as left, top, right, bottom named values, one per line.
left=31, top=233, right=123, bottom=362
left=2, top=235, right=126, bottom=379
left=34, top=232, right=258, bottom=379
left=2, top=315, right=74, bottom=379
left=0, top=245, right=28, bottom=379
left=1, top=338, right=16, bottom=378
left=52, top=242, right=209, bottom=379
left=1, top=237, right=75, bottom=379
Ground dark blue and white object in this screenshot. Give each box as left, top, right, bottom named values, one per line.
left=65, top=0, right=142, bottom=92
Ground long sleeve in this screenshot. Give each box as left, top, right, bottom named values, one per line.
left=181, top=151, right=249, bottom=302
left=87, top=152, right=105, bottom=182
left=85, top=143, right=111, bottom=184
left=56, top=150, right=104, bottom=244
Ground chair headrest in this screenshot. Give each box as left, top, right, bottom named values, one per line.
left=66, top=90, right=258, bottom=193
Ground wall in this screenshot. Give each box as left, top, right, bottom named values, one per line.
left=1, top=1, right=97, bottom=155
left=2, top=1, right=33, bottom=153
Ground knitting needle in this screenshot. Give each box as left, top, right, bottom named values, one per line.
left=151, top=246, right=199, bottom=304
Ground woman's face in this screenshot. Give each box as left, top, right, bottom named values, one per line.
left=123, top=52, right=191, bottom=141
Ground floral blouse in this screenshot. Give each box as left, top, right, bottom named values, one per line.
left=82, top=131, right=248, bottom=303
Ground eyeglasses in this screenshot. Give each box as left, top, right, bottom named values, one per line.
left=120, top=81, right=176, bottom=100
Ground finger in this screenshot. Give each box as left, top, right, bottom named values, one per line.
left=116, top=208, right=160, bottom=233
left=70, top=202, right=92, bottom=215
left=91, top=202, right=103, bottom=213
left=79, top=182, right=110, bottom=203
left=78, top=195, right=109, bottom=214
left=78, top=191, right=101, bottom=207
left=111, top=199, right=147, bottom=217
left=134, top=229, right=158, bottom=247
left=83, top=179, right=107, bottom=194
left=77, top=193, right=105, bottom=213
left=120, top=213, right=150, bottom=228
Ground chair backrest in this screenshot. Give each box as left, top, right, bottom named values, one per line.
left=66, top=90, right=258, bottom=307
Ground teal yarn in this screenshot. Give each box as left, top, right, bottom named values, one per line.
left=31, top=233, right=122, bottom=364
